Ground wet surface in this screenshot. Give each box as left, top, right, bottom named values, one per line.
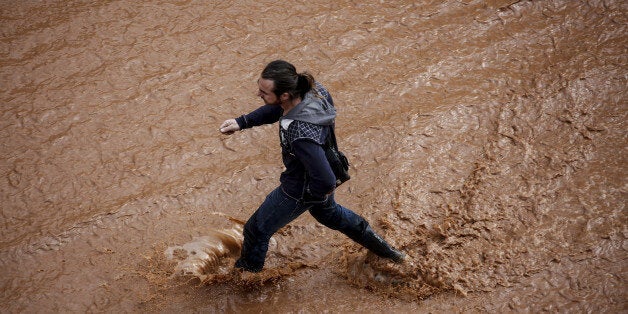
left=1, top=0, right=626, bottom=312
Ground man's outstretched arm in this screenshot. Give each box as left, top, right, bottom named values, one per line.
left=220, top=105, right=283, bottom=135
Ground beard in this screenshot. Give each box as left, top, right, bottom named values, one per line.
left=263, top=97, right=282, bottom=106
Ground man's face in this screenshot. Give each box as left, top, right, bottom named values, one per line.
left=257, top=78, right=281, bottom=106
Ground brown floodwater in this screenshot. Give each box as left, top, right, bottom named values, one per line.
left=1, top=0, right=626, bottom=312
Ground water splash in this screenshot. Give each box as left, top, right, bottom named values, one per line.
left=165, top=213, right=245, bottom=282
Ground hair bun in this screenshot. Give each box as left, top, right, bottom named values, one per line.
left=296, top=72, right=314, bottom=97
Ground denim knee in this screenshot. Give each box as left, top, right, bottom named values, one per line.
left=309, top=203, right=368, bottom=241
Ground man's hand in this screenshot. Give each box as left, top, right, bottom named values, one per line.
left=220, top=119, right=240, bottom=134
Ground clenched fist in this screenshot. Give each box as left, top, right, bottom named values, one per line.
left=220, top=119, right=240, bottom=134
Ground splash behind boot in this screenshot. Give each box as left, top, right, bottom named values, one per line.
left=357, top=225, right=405, bottom=263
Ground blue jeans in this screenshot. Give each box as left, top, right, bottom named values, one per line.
left=235, top=187, right=369, bottom=272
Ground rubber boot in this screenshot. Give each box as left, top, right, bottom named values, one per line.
left=234, top=257, right=263, bottom=273
left=356, top=225, right=405, bottom=263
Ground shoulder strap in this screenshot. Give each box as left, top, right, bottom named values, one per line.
left=327, top=125, right=339, bottom=150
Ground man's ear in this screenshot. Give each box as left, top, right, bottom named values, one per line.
left=280, top=92, right=290, bottom=102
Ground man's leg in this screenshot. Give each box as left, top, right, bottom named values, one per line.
left=309, top=194, right=405, bottom=263
left=236, top=187, right=307, bottom=272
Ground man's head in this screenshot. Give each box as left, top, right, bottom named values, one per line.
left=257, top=77, right=280, bottom=106
left=257, top=60, right=314, bottom=105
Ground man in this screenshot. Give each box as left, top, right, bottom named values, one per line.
left=219, top=60, right=404, bottom=273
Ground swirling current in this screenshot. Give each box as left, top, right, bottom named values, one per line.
left=1, top=0, right=626, bottom=312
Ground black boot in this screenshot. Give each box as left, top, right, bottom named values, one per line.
left=234, top=257, right=263, bottom=273
left=356, top=225, right=405, bottom=263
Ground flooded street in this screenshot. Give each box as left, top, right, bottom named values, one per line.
left=1, top=0, right=626, bottom=312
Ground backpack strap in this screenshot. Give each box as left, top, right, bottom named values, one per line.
left=326, top=125, right=339, bottom=150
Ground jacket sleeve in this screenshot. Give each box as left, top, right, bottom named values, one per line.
left=235, top=105, right=283, bottom=129
left=291, top=139, right=336, bottom=198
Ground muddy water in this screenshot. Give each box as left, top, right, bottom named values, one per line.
left=1, top=0, right=626, bottom=312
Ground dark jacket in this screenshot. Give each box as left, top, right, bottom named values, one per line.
left=235, top=82, right=337, bottom=199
